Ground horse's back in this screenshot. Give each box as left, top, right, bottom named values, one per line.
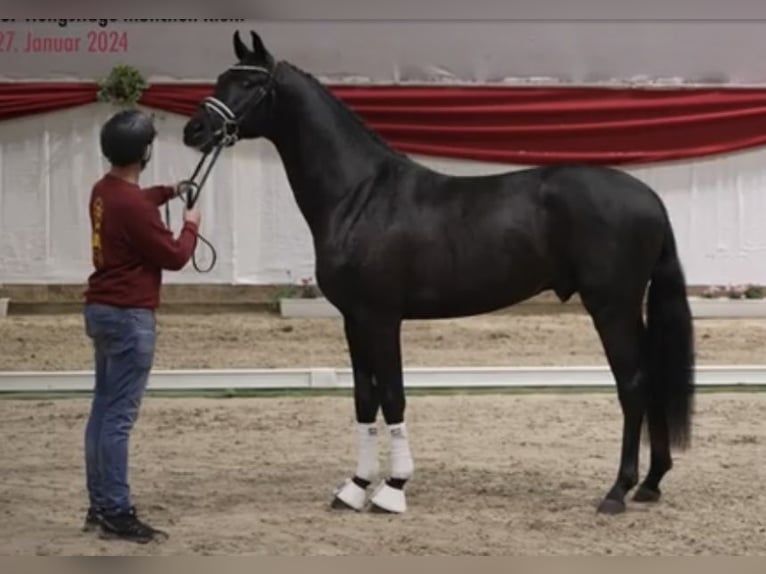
left=319, top=161, right=670, bottom=318
left=534, top=164, right=670, bottom=300
left=536, top=164, right=669, bottom=240
left=543, top=163, right=660, bottom=198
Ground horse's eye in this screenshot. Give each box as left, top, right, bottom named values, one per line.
left=242, top=80, right=255, bottom=89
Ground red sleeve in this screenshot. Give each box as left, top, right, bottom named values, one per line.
left=143, top=185, right=175, bottom=206
left=123, top=197, right=199, bottom=271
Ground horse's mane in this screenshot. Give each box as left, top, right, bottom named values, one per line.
left=283, top=61, right=413, bottom=164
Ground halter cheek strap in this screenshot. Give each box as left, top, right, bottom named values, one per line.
left=200, top=64, right=273, bottom=147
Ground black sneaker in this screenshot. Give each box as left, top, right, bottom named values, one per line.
left=82, top=506, right=104, bottom=532
left=98, top=507, right=169, bottom=544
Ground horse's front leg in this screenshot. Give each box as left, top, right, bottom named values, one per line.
left=366, top=316, right=413, bottom=514
left=331, top=314, right=381, bottom=511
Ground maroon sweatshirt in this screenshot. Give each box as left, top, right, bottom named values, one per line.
left=83, top=173, right=198, bottom=309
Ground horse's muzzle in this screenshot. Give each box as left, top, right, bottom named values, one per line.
left=183, top=116, right=214, bottom=151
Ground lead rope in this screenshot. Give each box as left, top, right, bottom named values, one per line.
left=163, top=141, right=227, bottom=273
left=163, top=201, right=218, bottom=274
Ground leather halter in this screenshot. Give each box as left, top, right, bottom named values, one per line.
left=199, top=64, right=275, bottom=148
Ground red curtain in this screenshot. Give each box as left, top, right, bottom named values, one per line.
left=3, top=81, right=766, bottom=165
left=140, top=84, right=213, bottom=117
left=0, top=82, right=97, bottom=120
left=331, top=86, right=766, bottom=165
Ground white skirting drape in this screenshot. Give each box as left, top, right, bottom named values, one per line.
left=2, top=102, right=766, bottom=286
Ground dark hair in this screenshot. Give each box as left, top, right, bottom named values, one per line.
left=100, top=109, right=156, bottom=167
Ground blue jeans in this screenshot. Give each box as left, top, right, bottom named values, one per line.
left=83, top=303, right=156, bottom=515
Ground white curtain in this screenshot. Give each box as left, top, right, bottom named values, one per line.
left=2, top=102, right=766, bottom=286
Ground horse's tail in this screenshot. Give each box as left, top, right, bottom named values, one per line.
left=645, top=216, right=696, bottom=449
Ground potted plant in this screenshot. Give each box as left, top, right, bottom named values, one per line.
left=277, top=275, right=340, bottom=318
left=689, top=284, right=766, bottom=318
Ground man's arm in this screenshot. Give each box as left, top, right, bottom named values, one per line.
left=143, top=185, right=177, bottom=206
left=124, top=199, right=198, bottom=271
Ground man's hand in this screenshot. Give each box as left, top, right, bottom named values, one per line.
left=183, top=207, right=201, bottom=228
left=175, top=181, right=194, bottom=198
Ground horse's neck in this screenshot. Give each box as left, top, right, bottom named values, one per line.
left=268, top=66, right=387, bottom=234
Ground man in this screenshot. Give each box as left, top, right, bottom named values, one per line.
left=81, top=108, right=201, bottom=544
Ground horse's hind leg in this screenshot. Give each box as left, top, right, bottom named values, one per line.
left=633, top=403, right=672, bottom=503
left=331, top=314, right=381, bottom=511
left=582, top=296, right=647, bottom=514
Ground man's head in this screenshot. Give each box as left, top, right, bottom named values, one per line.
left=100, top=109, right=156, bottom=173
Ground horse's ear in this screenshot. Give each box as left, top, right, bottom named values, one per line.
left=250, top=31, right=268, bottom=58
left=233, top=30, right=250, bottom=61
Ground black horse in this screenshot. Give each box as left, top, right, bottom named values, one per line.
left=183, top=31, right=695, bottom=516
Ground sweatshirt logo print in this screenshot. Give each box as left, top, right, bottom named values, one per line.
left=91, top=197, right=104, bottom=268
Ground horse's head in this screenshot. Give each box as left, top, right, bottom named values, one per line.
left=183, top=30, right=277, bottom=153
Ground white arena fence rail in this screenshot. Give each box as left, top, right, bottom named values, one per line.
left=0, top=365, right=765, bottom=393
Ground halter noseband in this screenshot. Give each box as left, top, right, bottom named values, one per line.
left=200, top=63, right=275, bottom=147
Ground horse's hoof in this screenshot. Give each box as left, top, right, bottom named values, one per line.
left=330, top=496, right=356, bottom=510
left=369, top=502, right=396, bottom=514
left=331, top=478, right=367, bottom=512
left=369, top=481, right=407, bottom=514
left=597, top=498, right=626, bottom=515
left=633, top=485, right=661, bottom=503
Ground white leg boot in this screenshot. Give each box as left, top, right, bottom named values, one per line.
left=370, top=422, right=414, bottom=514
left=332, top=423, right=378, bottom=511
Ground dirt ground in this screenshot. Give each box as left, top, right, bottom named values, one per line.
left=1, top=311, right=765, bottom=555
left=0, top=393, right=764, bottom=556
left=2, top=311, right=766, bottom=371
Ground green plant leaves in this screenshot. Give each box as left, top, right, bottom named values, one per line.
left=97, top=64, right=147, bottom=108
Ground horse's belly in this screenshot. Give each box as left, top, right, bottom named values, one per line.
left=402, top=272, right=547, bottom=319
